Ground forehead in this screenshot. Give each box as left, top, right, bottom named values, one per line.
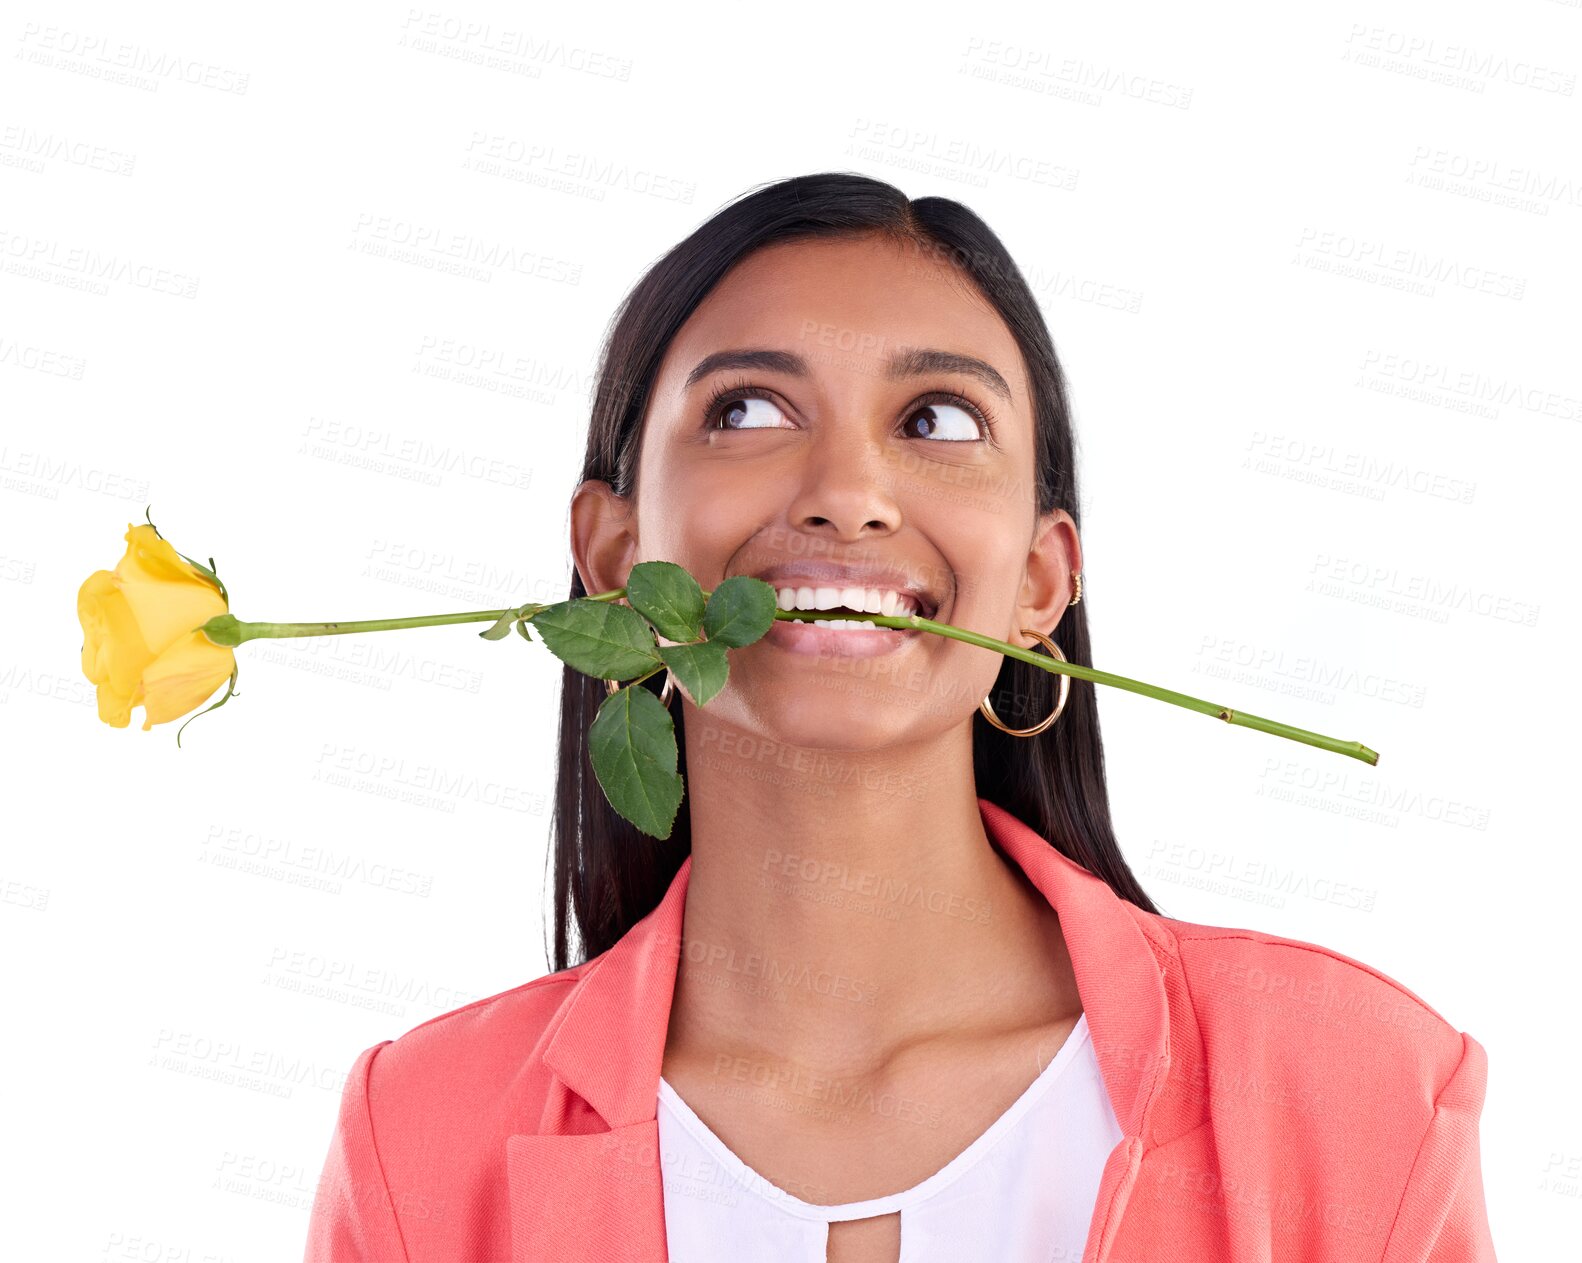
left=659, top=234, right=1028, bottom=404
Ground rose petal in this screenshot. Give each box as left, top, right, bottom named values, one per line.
left=113, top=524, right=228, bottom=657
left=77, top=569, right=154, bottom=699
left=138, top=628, right=237, bottom=731
left=97, top=680, right=138, bottom=728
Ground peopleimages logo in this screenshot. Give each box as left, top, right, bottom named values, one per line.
left=1295, top=228, right=1525, bottom=300
left=0, top=227, right=200, bottom=298
left=759, top=848, right=995, bottom=924
left=16, top=23, right=250, bottom=93
left=1359, top=350, right=1581, bottom=423
left=1341, top=24, right=1576, bottom=96
left=349, top=213, right=582, bottom=285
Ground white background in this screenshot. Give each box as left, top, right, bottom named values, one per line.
left=2, top=0, right=1577, bottom=1258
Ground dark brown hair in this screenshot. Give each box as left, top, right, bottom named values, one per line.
left=548, top=171, right=1159, bottom=972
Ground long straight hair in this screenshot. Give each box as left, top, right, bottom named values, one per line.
left=548, top=171, right=1158, bottom=972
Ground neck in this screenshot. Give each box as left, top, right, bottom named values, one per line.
left=667, top=709, right=1080, bottom=1077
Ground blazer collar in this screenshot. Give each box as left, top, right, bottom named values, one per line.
left=543, top=794, right=1171, bottom=1136
left=509, top=796, right=1173, bottom=1262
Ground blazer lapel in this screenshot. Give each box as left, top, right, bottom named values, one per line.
left=506, top=852, right=693, bottom=1262
left=975, top=799, right=1174, bottom=1263
left=505, top=798, right=1173, bottom=1263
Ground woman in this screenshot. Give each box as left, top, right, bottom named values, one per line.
left=304, top=173, right=1496, bottom=1262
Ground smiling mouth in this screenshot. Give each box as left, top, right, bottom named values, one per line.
left=778, top=612, right=915, bottom=631
left=762, top=585, right=938, bottom=658
left=769, top=585, right=938, bottom=624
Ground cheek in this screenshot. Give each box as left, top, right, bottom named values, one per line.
left=638, top=463, right=761, bottom=577
left=927, top=505, right=1023, bottom=618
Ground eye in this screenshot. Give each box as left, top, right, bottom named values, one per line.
left=707, top=390, right=794, bottom=432
left=901, top=393, right=994, bottom=442
left=700, top=378, right=997, bottom=443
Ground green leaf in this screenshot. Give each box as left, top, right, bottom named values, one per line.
left=515, top=620, right=535, bottom=643
left=702, top=576, right=779, bottom=648
left=478, top=607, right=520, bottom=640
left=657, top=640, right=729, bottom=706
left=532, top=598, right=661, bottom=680
left=625, top=561, right=706, bottom=642
left=588, top=683, right=685, bottom=838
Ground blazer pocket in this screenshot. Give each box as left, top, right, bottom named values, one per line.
left=506, top=1122, right=668, bottom=1263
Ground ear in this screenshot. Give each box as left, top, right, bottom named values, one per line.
left=1014, top=508, right=1081, bottom=646
left=569, top=478, right=638, bottom=596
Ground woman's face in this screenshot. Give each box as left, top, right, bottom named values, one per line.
left=574, top=231, right=1079, bottom=750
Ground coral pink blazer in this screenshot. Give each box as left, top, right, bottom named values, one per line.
left=304, top=797, right=1497, bottom=1262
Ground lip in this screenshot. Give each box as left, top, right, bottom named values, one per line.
left=765, top=615, right=924, bottom=657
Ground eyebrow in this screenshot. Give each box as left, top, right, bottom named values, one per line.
left=683, top=346, right=1013, bottom=403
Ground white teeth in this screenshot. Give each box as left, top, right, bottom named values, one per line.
left=771, top=582, right=924, bottom=621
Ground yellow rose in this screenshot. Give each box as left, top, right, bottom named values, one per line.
left=78, top=523, right=236, bottom=730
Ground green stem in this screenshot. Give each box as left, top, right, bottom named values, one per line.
left=217, top=586, right=1378, bottom=766
left=900, top=611, right=1377, bottom=765
left=743, top=597, right=1379, bottom=767
left=228, top=609, right=520, bottom=643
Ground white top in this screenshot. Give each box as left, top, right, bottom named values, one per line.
left=657, top=1011, right=1122, bottom=1263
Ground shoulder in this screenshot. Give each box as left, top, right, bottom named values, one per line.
left=1145, top=908, right=1478, bottom=1111
left=311, top=963, right=605, bottom=1256
left=1116, top=908, right=1495, bottom=1249
left=354, top=959, right=595, bottom=1131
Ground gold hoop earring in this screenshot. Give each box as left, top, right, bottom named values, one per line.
left=978, top=629, right=1070, bottom=737
left=1068, top=572, right=1083, bottom=607
left=606, top=670, right=677, bottom=707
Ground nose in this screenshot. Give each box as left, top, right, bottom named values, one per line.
left=782, top=428, right=903, bottom=539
